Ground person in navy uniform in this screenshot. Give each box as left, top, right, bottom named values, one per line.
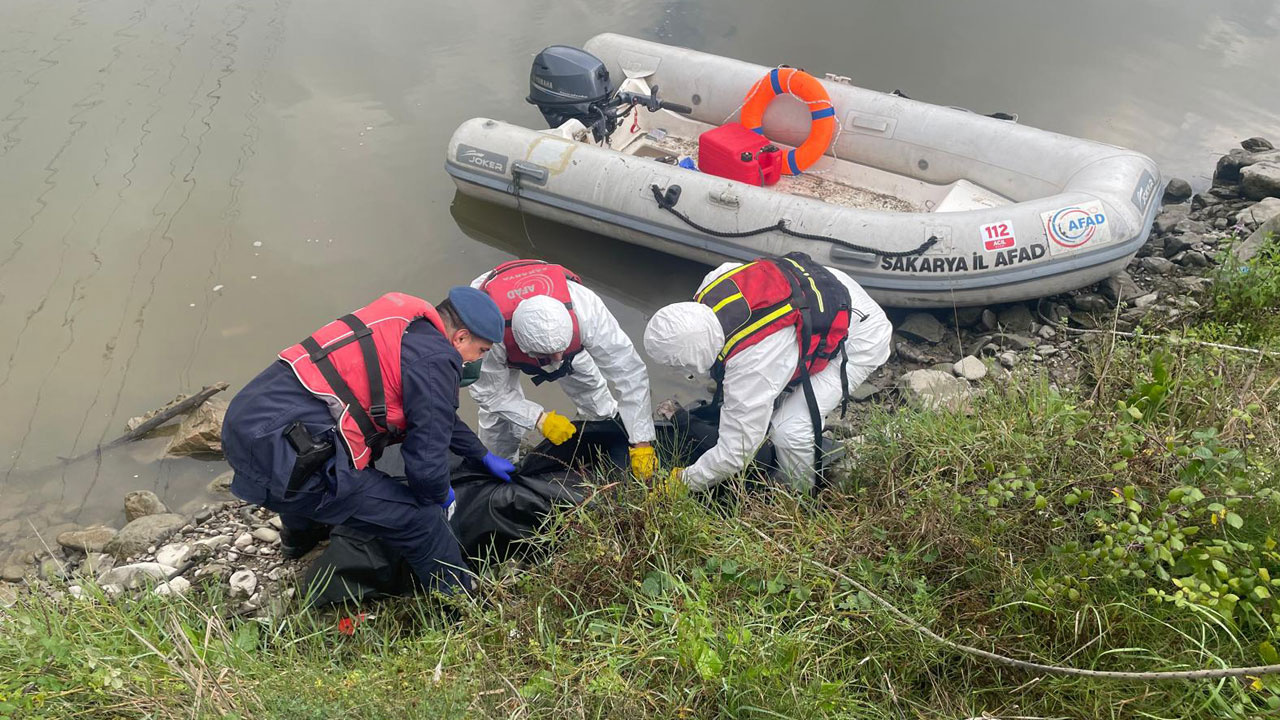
left=221, top=288, right=515, bottom=594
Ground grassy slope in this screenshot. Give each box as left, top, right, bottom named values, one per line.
left=2, top=242, right=1279, bottom=720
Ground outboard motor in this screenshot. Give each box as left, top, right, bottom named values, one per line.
left=527, top=45, right=692, bottom=143
left=527, top=46, right=617, bottom=141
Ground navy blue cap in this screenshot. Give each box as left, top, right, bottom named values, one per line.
left=447, top=286, right=504, bottom=343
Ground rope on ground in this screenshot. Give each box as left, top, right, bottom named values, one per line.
left=742, top=522, right=1280, bottom=681
left=649, top=184, right=937, bottom=259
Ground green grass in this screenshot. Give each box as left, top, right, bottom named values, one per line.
left=4, top=268, right=1280, bottom=718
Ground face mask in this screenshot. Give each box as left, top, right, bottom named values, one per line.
left=459, top=360, right=482, bottom=388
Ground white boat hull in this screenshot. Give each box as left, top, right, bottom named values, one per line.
left=447, top=34, right=1161, bottom=308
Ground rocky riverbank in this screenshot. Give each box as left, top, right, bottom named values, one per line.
left=1, top=138, right=1277, bottom=615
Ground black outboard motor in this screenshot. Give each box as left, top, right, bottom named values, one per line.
left=527, top=46, right=617, bottom=141
left=527, top=45, right=693, bottom=143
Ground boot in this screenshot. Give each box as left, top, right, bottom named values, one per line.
left=279, top=524, right=331, bottom=559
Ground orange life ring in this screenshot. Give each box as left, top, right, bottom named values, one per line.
left=740, top=68, right=836, bottom=175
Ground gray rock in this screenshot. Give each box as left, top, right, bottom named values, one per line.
left=154, top=577, right=191, bottom=597
left=897, top=313, right=946, bottom=344
left=208, top=471, right=234, bottom=496
left=1133, top=293, right=1160, bottom=309
left=1045, top=303, right=1072, bottom=325
left=1177, top=250, right=1211, bottom=268
left=97, top=562, right=177, bottom=589
left=1100, top=272, right=1142, bottom=305
left=1242, top=137, right=1275, bottom=153
left=952, top=356, right=987, bottom=381
left=1163, top=233, right=1197, bottom=258
left=1070, top=293, right=1111, bottom=313
left=268, top=516, right=284, bottom=531
left=1037, top=325, right=1058, bottom=340
left=193, top=508, right=213, bottom=523
left=1242, top=162, right=1280, bottom=200
left=1139, top=256, right=1175, bottom=275
left=81, top=553, right=113, bottom=576
left=194, top=534, right=233, bottom=551
left=1214, top=217, right=1230, bottom=230
left=39, top=558, right=67, bottom=582
left=2, top=564, right=27, bottom=583
left=998, top=334, right=1037, bottom=351
left=103, top=514, right=187, bottom=559
left=978, top=308, right=998, bottom=333
left=996, top=304, right=1035, bottom=333
left=124, top=491, right=168, bottom=522
left=850, top=382, right=881, bottom=403
left=1236, top=197, right=1280, bottom=228
left=165, top=398, right=228, bottom=457
left=897, top=369, right=970, bottom=412
left=0, top=583, right=17, bottom=608
left=1215, top=148, right=1250, bottom=184
left=1153, top=205, right=1189, bottom=234
left=998, top=352, right=1018, bottom=369
left=155, top=543, right=193, bottom=568
left=229, top=569, right=258, bottom=598
left=950, top=307, right=985, bottom=328
left=56, top=525, right=118, bottom=554
left=1162, top=178, right=1192, bottom=203
left=1175, top=276, right=1212, bottom=294
left=251, top=527, right=280, bottom=544
left=234, top=532, right=253, bottom=549
left=196, top=563, right=231, bottom=582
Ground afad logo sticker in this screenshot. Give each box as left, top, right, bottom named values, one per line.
left=1041, top=203, right=1110, bottom=256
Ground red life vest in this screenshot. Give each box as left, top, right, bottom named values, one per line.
left=278, top=293, right=446, bottom=470
left=695, top=252, right=852, bottom=385
left=480, top=259, right=584, bottom=385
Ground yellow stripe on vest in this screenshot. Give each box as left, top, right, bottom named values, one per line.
left=696, top=262, right=757, bottom=301
left=711, top=292, right=743, bottom=313
left=784, top=257, right=824, bottom=313
left=720, top=303, right=794, bottom=360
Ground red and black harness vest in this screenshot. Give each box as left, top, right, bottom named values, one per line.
left=279, top=293, right=446, bottom=470
left=480, top=259, right=584, bottom=385
left=695, top=252, right=858, bottom=479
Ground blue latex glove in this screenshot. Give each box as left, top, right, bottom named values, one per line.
left=481, top=452, right=516, bottom=482
left=441, top=487, right=456, bottom=521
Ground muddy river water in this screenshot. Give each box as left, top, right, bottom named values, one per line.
left=2, top=0, right=1279, bottom=552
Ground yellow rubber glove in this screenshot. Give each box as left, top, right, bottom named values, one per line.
left=629, top=444, right=657, bottom=481
left=649, top=467, right=688, bottom=501
left=537, top=411, right=577, bottom=445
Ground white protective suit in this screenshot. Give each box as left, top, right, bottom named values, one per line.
left=468, top=272, right=656, bottom=459
left=644, top=262, right=891, bottom=493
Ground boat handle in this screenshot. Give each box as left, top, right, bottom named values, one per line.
left=511, top=161, right=549, bottom=186
left=830, top=246, right=879, bottom=264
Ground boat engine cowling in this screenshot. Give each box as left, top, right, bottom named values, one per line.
left=527, top=45, right=617, bottom=140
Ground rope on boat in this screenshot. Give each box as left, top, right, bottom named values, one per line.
left=650, top=184, right=937, bottom=259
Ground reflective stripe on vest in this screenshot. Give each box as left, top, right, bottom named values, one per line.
left=697, top=253, right=852, bottom=381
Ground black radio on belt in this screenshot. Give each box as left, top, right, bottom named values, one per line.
left=283, top=421, right=334, bottom=497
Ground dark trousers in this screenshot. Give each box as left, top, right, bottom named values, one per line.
left=224, top=361, right=471, bottom=593
left=259, top=471, right=471, bottom=594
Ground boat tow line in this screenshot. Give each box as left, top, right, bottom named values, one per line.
left=650, top=184, right=938, bottom=258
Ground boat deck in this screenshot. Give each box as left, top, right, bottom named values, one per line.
left=638, top=134, right=919, bottom=213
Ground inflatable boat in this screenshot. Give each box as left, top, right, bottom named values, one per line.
left=446, top=34, right=1161, bottom=308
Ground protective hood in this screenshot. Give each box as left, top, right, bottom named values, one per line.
left=511, top=295, right=573, bottom=355
left=643, top=302, right=723, bottom=376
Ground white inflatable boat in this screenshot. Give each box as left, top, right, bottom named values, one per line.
left=446, top=34, right=1161, bottom=308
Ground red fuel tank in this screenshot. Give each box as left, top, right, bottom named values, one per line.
left=697, top=124, right=782, bottom=186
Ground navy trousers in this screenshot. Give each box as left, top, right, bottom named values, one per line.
left=222, top=362, right=471, bottom=593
